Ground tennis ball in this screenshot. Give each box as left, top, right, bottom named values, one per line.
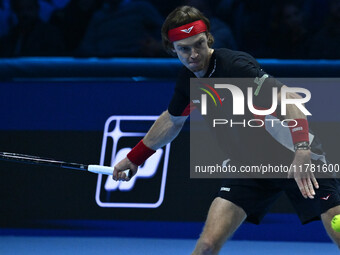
left=331, top=215, right=340, bottom=232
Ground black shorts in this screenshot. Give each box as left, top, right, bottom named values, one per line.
left=217, top=178, right=340, bottom=224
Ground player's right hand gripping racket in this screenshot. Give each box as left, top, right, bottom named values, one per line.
left=0, top=152, right=131, bottom=177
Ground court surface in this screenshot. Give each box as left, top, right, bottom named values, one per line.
left=1, top=236, right=339, bottom=255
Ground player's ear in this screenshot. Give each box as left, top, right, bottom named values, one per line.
left=169, top=47, right=177, bottom=57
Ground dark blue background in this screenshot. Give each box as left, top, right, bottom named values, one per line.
left=0, top=58, right=339, bottom=242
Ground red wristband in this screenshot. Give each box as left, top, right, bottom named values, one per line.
left=127, top=140, right=156, bottom=166
left=288, top=119, right=309, bottom=144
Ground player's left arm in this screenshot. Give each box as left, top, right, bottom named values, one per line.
left=232, top=58, right=318, bottom=199
left=277, top=85, right=319, bottom=199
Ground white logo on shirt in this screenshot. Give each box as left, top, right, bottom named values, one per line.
left=220, top=187, right=231, bottom=192
left=254, top=74, right=269, bottom=96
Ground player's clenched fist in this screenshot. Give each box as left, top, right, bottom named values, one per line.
left=112, top=157, right=138, bottom=181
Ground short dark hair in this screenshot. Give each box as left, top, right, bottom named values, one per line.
left=161, top=6, right=214, bottom=54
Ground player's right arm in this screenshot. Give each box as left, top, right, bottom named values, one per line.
left=143, top=110, right=188, bottom=149
left=112, top=110, right=188, bottom=181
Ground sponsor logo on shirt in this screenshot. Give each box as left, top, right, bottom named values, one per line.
left=254, top=74, right=269, bottom=96
left=220, top=187, right=231, bottom=192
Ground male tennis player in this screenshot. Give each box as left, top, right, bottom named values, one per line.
left=113, top=6, right=340, bottom=254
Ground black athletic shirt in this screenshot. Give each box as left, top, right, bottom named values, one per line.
left=168, top=48, right=326, bottom=166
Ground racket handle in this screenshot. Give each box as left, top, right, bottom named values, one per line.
left=87, top=165, right=130, bottom=177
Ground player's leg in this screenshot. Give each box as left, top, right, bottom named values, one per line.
left=285, top=177, right=340, bottom=248
left=321, top=205, right=340, bottom=249
left=191, top=197, right=246, bottom=255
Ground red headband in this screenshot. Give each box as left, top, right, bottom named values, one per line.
left=168, top=20, right=207, bottom=42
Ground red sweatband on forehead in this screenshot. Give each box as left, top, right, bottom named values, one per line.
left=168, top=20, right=207, bottom=42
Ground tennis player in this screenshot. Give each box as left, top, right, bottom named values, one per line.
left=113, top=6, right=340, bottom=254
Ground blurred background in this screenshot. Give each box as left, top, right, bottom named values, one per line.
left=0, top=0, right=339, bottom=59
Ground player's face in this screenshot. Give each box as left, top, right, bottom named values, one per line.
left=172, top=33, right=213, bottom=77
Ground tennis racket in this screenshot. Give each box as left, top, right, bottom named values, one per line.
left=0, top=152, right=131, bottom=177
